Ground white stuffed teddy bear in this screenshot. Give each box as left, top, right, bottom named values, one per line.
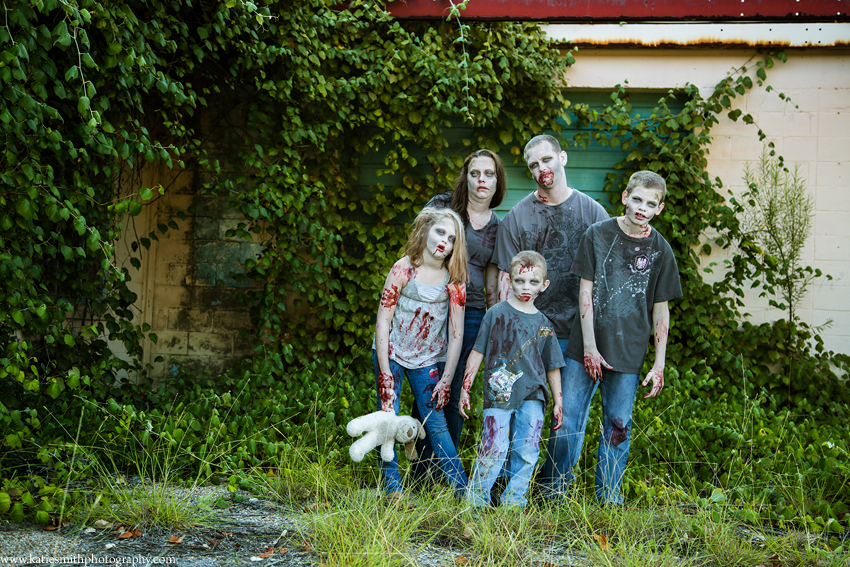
left=346, top=411, right=426, bottom=463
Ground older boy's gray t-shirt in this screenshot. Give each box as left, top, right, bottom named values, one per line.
left=425, top=193, right=500, bottom=310
left=566, top=218, right=682, bottom=373
left=492, top=190, right=609, bottom=338
left=473, top=301, right=565, bottom=410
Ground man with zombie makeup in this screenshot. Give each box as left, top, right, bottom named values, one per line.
left=490, top=134, right=608, bottom=497
left=558, top=170, right=682, bottom=504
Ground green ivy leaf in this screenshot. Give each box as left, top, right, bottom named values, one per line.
left=0, top=492, right=10, bottom=513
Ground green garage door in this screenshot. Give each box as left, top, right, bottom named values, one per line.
left=357, top=91, right=686, bottom=218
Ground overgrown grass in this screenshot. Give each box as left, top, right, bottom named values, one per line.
left=244, top=449, right=850, bottom=567
left=2, top=377, right=847, bottom=567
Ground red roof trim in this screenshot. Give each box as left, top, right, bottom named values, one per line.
left=386, top=0, right=847, bottom=21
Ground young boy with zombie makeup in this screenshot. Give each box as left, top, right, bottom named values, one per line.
left=459, top=251, right=565, bottom=507
left=557, top=171, right=682, bottom=504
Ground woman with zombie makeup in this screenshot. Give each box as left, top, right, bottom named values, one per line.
left=413, top=149, right=507, bottom=473
left=372, top=207, right=470, bottom=500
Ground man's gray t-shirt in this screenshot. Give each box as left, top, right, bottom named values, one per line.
left=566, top=218, right=683, bottom=373
left=426, top=193, right=500, bottom=310
left=473, top=302, right=565, bottom=410
left=492, top=190, right=609, bottom=338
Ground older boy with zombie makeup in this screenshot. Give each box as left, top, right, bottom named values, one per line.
left=490, top=134, right=608, bottom=496
left=459, top=251, right=565, bottom=507
left=556, top=170, right=682, bottom=504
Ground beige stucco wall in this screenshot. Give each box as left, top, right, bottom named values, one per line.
left=565, top=47, right=850, bottom=354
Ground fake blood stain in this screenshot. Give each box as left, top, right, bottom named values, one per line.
left=532, top=419, right=543, bottom=450
left=462, top=367, right=476, bottom=391
left=608, top=418, right=628, bottom=447
left=655, top=318, right=668, bottom=345
left=422, top=381, right=437, bottom=409
left=416, top=311, right=434, bottom=340
left=448, top=286, right=466, bottom=308
left=408, top=307, right=422, bottom=331
left=480, top=415, right=501, bottom=457
left=519, top=262, right=535, bottom=274
left=486, top=314, right=518, bottom=370
left=379, top=372, right=394, bottom=406
left=538, top=171, right=554, bottom=186
left=580, top=291, right=592, bottom=319
left=380, top=284, right=400, bottom=308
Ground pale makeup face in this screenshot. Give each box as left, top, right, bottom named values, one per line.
left=621, top=186, right=665, bottom=230
left=525, top=142, right=567, bottom=189
left=426, top=218, right=456, bottom=259
left=466, top=156, right=498, bottom=203
left=510, top=265, right=549, bottom=303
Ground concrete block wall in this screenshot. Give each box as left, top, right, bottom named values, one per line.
left=115, top=162, right=261, bottom=381
left=566, top=47, right=850, bottom=354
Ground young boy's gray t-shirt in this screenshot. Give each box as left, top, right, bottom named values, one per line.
left=566, top=218, right=682, bottom=373
left=426, top=193, right=500, bottom=310
left=473, top=301, right=566, bottom=410
left=492, top=190, right=609, bottom=338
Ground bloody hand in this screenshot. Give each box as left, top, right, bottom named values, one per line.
left=379, top=371, right=395, bottom=412
left=642, top=367, right=664, bottom=398
left=458, top=389, right=471, bottom=419
left=583, top=348, right=612, bottom=383
left=552, top=404, right=563, bottom=431
left=430, top=377, right=451, bottom=410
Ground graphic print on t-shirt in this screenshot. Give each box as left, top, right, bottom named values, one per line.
left=595, top=239, right=660, bottom=325
left=487, top=326, right=554, bottom=403
left=518, top=203, right=589, bottom=325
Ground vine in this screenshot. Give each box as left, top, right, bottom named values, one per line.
left=0, top=0, right=847, bottom=531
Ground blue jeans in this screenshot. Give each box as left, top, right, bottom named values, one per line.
left=540, top=346, right=640, bottom=504
left=467, top=400, right=544, bottom=507
left=412, top=308, right=485, bottom=478
left=372, top=352, right=468, bottom=496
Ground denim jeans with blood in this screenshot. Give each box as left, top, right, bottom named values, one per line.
left=467, top=399, right=544, bottom=507
left=540, top=350, right=639, bottom=504
left=372, top=351, right=468, bottom=496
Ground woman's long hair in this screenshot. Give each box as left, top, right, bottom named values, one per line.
left=449, top=149, right=507, bottom=224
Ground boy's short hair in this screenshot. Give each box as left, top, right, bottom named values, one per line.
left=523, top=134, right=562, bottom=164
left=509, top=250, right=547, bottom=280
left=625, top=171, right=667, bottom=202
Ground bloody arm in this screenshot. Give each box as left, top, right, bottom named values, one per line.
left=642, top=301, right=669, bottom=399
left=374, top=259, right=411, bottom=411
left=485, top=262, right=500, bottom=308
left=547, top=368, right=563, bottom=431
left=497, top=269, right=512, bottom=302
left=432, top=283, right=466, bottom=410
left=458, top=349, right=484, bottom=419
left=579, top=277, right=612, bottom=382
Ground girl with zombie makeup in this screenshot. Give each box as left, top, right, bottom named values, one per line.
left=413, top=150, right=507, bottom=470
left=372, top=207, right=470, bottom=500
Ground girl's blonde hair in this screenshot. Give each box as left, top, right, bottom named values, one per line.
left=404, top=208, right=469, bottom=285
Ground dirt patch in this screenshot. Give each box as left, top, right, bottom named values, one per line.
left=0, top=487, right=314, bottom=566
